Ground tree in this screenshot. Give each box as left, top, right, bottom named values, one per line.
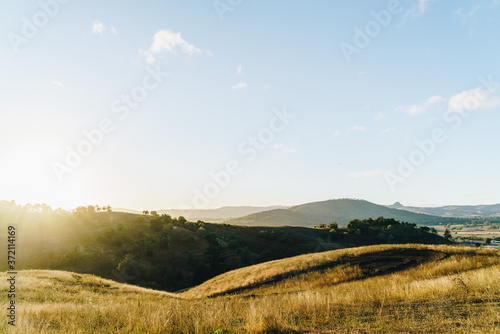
left=328, top=222, right=338, bottom=230
left=143, top=210, right=149, bottom=215
left=204, top=237, right=227, bottom=275
left=444, top=228, right=452, bottom=240
left=150, top=217, right=163, bottom=232
left=178, top=216, right=187, bottom=224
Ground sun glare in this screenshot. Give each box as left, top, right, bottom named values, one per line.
left=0, top=142, right=84, bottom=209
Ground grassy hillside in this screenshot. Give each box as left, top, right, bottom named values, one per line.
left=226, top=198, right=466, bottom=227
left=2, top=244, right=499, bottom=333
left=0, top=207, right=449, bottom=293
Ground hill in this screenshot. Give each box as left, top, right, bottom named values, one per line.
left=181, top=243, right=500, bottom=298
left=0, top=206, right=450, bottom=293
left=3, top=244, right=499, bottom=333
left=226, top=198, right=463, bottom=227
left=389, top=202, right=500, bottom=218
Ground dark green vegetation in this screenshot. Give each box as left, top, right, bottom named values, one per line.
left=0, top=203, right=450, bottom=292
left=226, top=198, right=471, bottom=227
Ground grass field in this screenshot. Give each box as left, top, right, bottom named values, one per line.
left=1, top=244, right=499, bottom=333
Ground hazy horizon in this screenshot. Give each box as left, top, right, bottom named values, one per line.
left=4, top=196, right=500, bottom=212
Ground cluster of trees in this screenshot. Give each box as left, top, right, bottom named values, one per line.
left=311, top=217, right=450, bottom=244
left=74, top=205, right=112, bottom=215
left=345, top=217, right=421, bottom=232
left=145, top=212, right=205, bottom=233
left=314, top=217, right=421, bottom=234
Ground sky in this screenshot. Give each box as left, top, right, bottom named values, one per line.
left=1, top=0, right=500, bottom=211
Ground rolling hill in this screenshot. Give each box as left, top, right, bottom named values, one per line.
left=0, top=206, right=450, bottom=294
left=4, top=244, right=499, bottom=333
left=225, top=198, right=462, bottom=227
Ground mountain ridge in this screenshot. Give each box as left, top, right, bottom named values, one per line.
left=225, top=198, right=463, bottom=226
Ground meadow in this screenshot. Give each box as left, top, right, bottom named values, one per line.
left=1, top=244, right=499, bottom=333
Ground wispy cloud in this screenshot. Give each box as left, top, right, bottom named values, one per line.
left=52, top=81, right=63, bottom=87
left=401, top=0, right=435, bottom=23
left=350, top=169, right=394, bottom=178
left=236, top=65, right=242, bottom=76
left=374, top=112, right=386, bottom=120
left=454, top=6, right=480, bottom=36
left=262, top=83, right=271, bottom=90
left=395, top=95, right=445, bottom=115
left=347, top=125, right=366, bottom=132
left=141, top=30, right=211, bottom=63
left=232, top=82, right=247, bottom=90
left=381, top=127, right=396, bottom=136
left=92, top=21, right=106, bottom=35
left=273, top=143, right=297, bottom=154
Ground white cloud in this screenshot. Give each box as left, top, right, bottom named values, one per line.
left=92, top=21, right=106, bottom=35
left=395, top=95, right=445, bottom=115
left=232, top=82, right=247, bottom=90
left=374, top=112, right=386, bottom=120
left=381, top=128, right=396, bottom=136
left=350, top=169, right=393, bottom=178
left=52, top=81, right=63, bottom=87
left=334, top=130, right=341, bottom=137
left=273, top=144, right=297, bottom=154
left=262, top=83, right=271, bottom=90
left=111, top=26, right=118, bottom=35
left=236, top=65, right=242, bottom=76
left=142, top=30, right=211, bottom=63
left=362, top=104, right=371, bottom=112
left=347, top=126, right=366, bottom=132
left=448, top=87, right=500, bottom=114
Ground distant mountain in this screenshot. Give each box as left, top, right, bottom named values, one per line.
left=115, top=206, right=287, bottom=222
left=387, top=202, right=404, bottom=209
left=225, top=199, right=458, bottom=227
left=389, top=203, right=500, bottom=218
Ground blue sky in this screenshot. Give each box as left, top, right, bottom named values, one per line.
left=1, top=0, right=500, bottom=210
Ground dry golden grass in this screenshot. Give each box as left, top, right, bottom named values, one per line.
left=1, top=244, right=499, bottom=333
